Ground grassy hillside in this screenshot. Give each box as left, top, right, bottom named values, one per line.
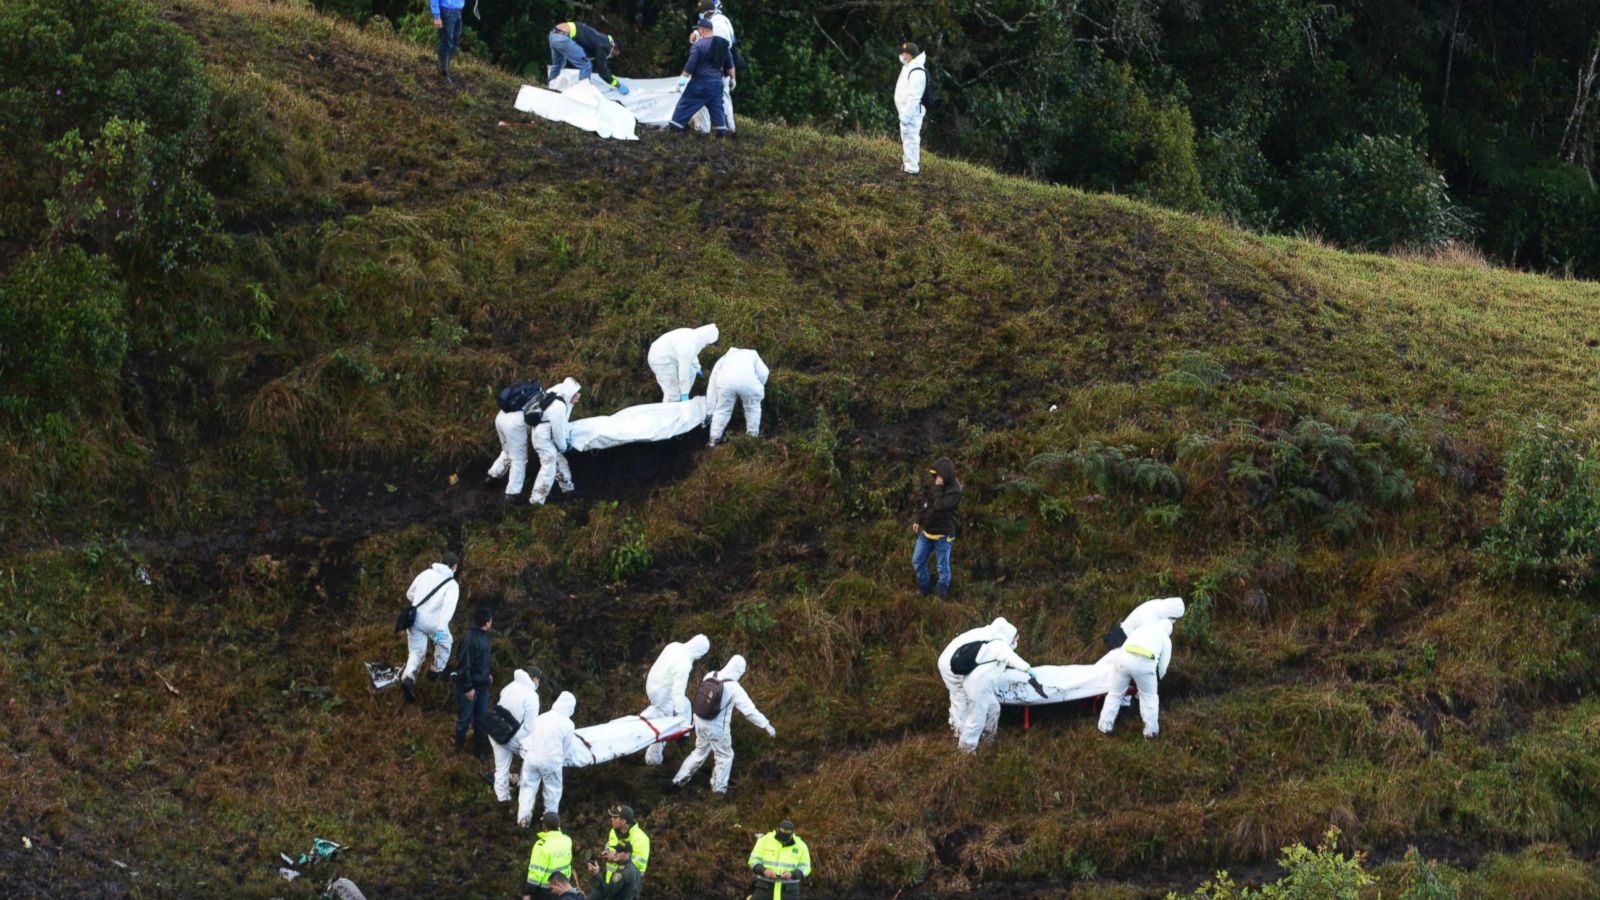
left=8, top=1, right=1600, bottom=897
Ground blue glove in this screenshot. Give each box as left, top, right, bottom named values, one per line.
left=615, top=81, right=631, bottom=96
left=676, top=75, right=689, bottom=91
left=679, top=393, right=690, bottom=402
left=433, top=630, right=446, bottom=643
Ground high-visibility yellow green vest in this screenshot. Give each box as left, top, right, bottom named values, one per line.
left=526, top=830, right=573, bottom=887
left=605, top=823, right=650, bottom=881
left=748, top=832, right=812, bottom=898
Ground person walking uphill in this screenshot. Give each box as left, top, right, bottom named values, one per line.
left=894, top=42, right=929, bottom=175
left=748, top=820, right=812, bottom=899
left=398, top=553, right=460, bottom=703
left=430, top=0, right=466, bottom=84
left=912, top=458, right=961, bottom=597
left=454, top=606, right=494, bottom=758
left=548, top=21, right=630, bottom=95
left=670, top=19, right=733, bottom=136
left=671, top=654, right=775, bottom=794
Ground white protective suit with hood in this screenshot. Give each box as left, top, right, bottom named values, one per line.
left=1120, top=596, right=1185, bottom=635
left=671, top=654, right=775, bottom=794
left=951, top=621, right=1032, bottom=753
left=487, top=408, right=531, bottom=496
left=401, top=562, right=459, bottom=682
left=489, top=669, right=542, bottom=802
left=705, top=348, right=769, bottom=446
left=937, top=617, right=1023, bottom=739
left=518, top=691, right=577, bottom=825
left=895, top=52, right=928, bottom=174
left=530, top=378, right=580, bottom=506
left=1099, top=619, right=1173, bottom=737
left=641, top=634, right=712, bottom=765
left=647, top=324, right=719, bottom=402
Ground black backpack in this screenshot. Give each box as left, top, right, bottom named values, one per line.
left=394, top=574, right=455, bottom=632
left=914, top=65, right=938, bottom=111
left=692, top=676, right=729, bottom=720
left=486, top=704, right=521, bottom=745
left=948, top=640, right=984, bottom=676
left=524, top=391, right=563, bottom=427
left=498, top=381, right=541, bottom=413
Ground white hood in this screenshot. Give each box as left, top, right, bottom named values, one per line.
left=692, top=323, right=720, bottom=350
left=549, top=377, right=581, bottom=402
left=989, top=617, right=1018, bottom=648
left=717, top=654, right=746, bottom=681
left=513, top=669, right=537, bottom=689
left=686, top=634, right=711, bottom=659
left=552, top=690, right=576, bottom=717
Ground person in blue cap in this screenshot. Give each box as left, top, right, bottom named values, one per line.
left=669, top=18, right=732, bottom=136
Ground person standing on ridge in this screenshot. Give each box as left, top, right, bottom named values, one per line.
left=548, top=21, right=630, bottom=95
left=894, top=42, right=929, bottom=175
left=669, top=19, right=733, bottom=136
left=399, top=552, right=460, bottom=703
left=912, top=458, right=961, bottom=597
left=430, top=0, right=467, bottom=84
left=454, top=605, right=495, bottom=758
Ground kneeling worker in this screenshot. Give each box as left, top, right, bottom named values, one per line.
left=748, top=819, right=811, bottom=898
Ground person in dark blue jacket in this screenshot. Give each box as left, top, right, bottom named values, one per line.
left=454, top=605, right=495, bottom=759
left=430, top=0, right=467, bottom=83
left=669, top=19, right=731, bottom=135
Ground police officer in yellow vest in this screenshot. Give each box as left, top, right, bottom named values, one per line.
left=747, top=820, right=811, bottom=899
left=601, top=804, right=650, bottom=887
left=523, top=811, right=574, bottom=900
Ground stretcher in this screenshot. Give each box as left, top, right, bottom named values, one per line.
left=567, top=397, right=708, bottom=452
left=566, top=712, right=691, bottom=768
left=994, top=652, right=1123, bottom=705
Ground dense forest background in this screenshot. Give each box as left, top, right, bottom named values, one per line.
left=319, top=0, right=1600, bottom=277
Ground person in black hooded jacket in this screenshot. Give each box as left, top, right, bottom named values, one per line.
left=911, top=457, right=962, bottom=597
left=454, top=605, right=494, bottom=758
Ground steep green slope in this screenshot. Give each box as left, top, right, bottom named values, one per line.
left=8, top=1, right=1600, bottom=897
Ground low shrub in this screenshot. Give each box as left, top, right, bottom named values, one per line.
left=1483, top=427, right=1600, bottom=592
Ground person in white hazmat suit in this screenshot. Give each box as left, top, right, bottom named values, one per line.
left=894, top=43, right=929, bottom=175
left=1103, top=597, right=1183, bottom=707
left=519, top=691, right=577, bottom=827
left=671, top=654, right=775, bottom=794
left=1098, top=619, right=1174, bottom=738
left=530, top=378, right=581, bottom=506
left=948, top=621, right=1036, bottom=754
left=489, top=668, right=542, bottom=803
left=936, top=617, right=1020, bottom=739
left=647, top=324, right=719, bottom=402
left=400, top=553, right=460, bottom=699
left=640, top=634, right=712, bottom=765
left=487, top=383, right=540, bottom=498
left=705, top=348, right=769, bottom=447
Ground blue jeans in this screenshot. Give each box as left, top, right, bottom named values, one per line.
left=912, top=533, right=952, bottom=595
left=670, top=77, right=728, bottom=131
left=437, top=8, right=462, bottom=72
left=548, top=32, right=591, bottom=83
left=455, top=681, right=489, bottom=747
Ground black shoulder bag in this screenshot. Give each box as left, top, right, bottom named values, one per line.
left=394, top=574, right=456, bottom=632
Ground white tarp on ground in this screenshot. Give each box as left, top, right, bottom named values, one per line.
left=994, top=653, right=1124, bottom=706
left=514, top=80, right=638, bottom=141
left=547, top=70, right=713, bottom=132
left=568, top=397, right=708, bottom=452
left=566, top=712, right=691, bottom=768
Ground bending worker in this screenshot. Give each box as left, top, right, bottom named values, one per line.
left=748, top=819, right=812, bottom=898
left=519, top=691, right=578, bottom=827
left=1104, top=596, right=1185, bottom=649
left=530, top=378, right=581, bottom=506
left=936, top=617, right=1036, bottom=753
left=1099, top=617, right=1174, bottom=738
left=489, top=668, right=543, bottom=805
left=489, top=381, right=540, bottom=499
left=523, top=811, right=574, bottom=899
left=640, top=634, right=712, bottom=765
left=647, top=324, right=719, bottom=401
left=705, top=347, right=768, bottom=447
left=548, top=21, right=629, bottom=95
left=672, top=654, right=775, bottom=794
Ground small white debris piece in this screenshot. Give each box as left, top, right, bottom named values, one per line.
left=136, top=567, right=152, bottom=585
left=22, top=836, right=32, bottom=849
left=279, top=867, right=301, bottom=881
